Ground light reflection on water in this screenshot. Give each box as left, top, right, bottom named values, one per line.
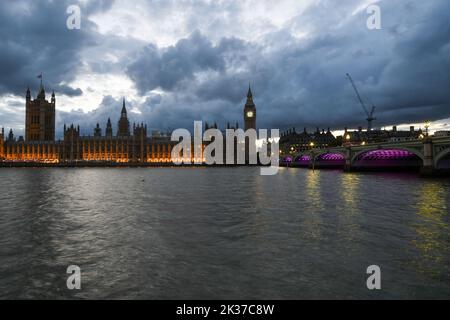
left=337, top=173, right=362, bottom=243
left=414, top=182, right=450, bottom=279
left=303, top=170, right=324, bottom=241
left=0, top=167, right=449, bottom=299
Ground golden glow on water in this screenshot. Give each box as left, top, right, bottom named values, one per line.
left=340, top=173, right=361, bottom=214
left=305, top=170, right=322, bottom=208
left=413, top=181, right=450, bottom=277
left=303, top=170, right=323, bottom=240
left=338, top=173, right=362, bottom=242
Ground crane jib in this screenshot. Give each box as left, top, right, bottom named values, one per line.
left=346, top=73, right=376, bottom=131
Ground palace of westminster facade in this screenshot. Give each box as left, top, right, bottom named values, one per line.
left=0, top=83, right=257, bottom=164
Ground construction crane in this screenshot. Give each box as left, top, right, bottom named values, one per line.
left=346, top=73, right=376, bottom=131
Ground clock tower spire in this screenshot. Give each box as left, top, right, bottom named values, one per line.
left=244, top=84, right=256, bottom=131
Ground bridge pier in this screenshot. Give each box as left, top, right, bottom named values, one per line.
left=343, top=148, right=352, bottom=172
left=420, top=138, right=436, bottom=176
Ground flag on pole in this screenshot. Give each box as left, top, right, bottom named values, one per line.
left=37, top=73, right=43, bottom=89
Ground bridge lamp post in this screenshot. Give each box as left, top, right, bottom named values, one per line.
left=425, top=121, right=431, bottom=137
left=342, top=134, right=351, bottom=147
left=309, top=142, right=316, bottom=171
left=290, top=146, right=295, bottom=155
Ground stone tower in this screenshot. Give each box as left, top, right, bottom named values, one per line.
left=25, top=81, right=56, bottom=141
left=105, top=118, right=113, bottom=137
left=0, top=128, right=4, bottom=159
left=117, top=98, right=130, bottom=137
left=94, top=123, right=102, bottom=137
left=244, top=85, right=256, bottom=131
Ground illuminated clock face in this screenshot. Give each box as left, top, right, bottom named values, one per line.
left=246, top=111, right=254, bottom=118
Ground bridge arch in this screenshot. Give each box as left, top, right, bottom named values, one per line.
left=434, top=148, right=450, bottom=169
left=351, top=147, right=423, bottom=170
left=312, top=150, right=346, bottom=162
left=294, top=154, right=311, bottom=162
left=293, top=154, right=312, bottom=166
left=281, top=155, right=293, bottom=163
left=351, top=147, right=424, bottom=164
left=311, top=150, right=346, bottom=168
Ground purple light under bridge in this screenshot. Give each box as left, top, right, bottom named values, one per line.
left=282, top=156, right=293, bottom=163
left=295, top=155, right=311, bottom=163
left=354, top=149, right=422, bottom=168
left=317, top=153, right=345, bottom=161
left=356, top=149, right=419, bottom=161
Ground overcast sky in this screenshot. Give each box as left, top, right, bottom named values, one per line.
left=0, top=0, right=449, bottom=137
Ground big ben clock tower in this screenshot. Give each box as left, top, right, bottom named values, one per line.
left=244, top=85, right=256, bottom=131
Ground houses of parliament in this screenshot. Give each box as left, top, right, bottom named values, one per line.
left=0, top=81, right=257, bottom=165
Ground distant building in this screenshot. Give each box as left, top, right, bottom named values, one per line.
left=25, top=85, right=55, bottom=142
left=280, top=127, right=337, bottom=156
left=0, top=84, right=257, bottom=164
left=342, top=126, right=423, bottom=145
left=0, top=87, right=173, bottom=164
left=434, top=131, right=450, bottom=137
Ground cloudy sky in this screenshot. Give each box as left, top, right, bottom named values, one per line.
left=0, top=0, right=449, bottom=137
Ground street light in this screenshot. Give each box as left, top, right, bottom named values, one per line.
left=309, top=142, right=315, bottom=148
left=424, top=121, right=431, bottom=136
left=346, top=134, right=351, bottom=140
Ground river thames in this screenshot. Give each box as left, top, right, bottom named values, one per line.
left=0, top=167, right=449, bottom=299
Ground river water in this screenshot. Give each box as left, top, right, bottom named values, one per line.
left=0, top=167, right=449, bottom=299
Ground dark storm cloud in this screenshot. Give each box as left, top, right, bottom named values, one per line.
left=123, top=0, right=450, bottom=131
left=0, top=0, right=112, bottom=97
left=1, top=0, right=450, bottom=133
left=0, top=103, right=24, bottom=130
left=54, top=85, right=83, bottom=97
left=127, top=31, right=226, bottom=93
left=268, top=0, right=450, bottom=129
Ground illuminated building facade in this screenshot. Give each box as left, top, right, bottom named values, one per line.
left=0, top=85, right=257, bottom=165
left=25, top=85, right=55, bottom=142
left=0, top=87, right=175, bottom=164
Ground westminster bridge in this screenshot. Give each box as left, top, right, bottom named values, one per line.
left=281, top=136, right=450, bottom=176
